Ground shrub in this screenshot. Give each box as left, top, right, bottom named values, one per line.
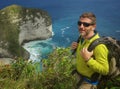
left=0, top=47, right=76, bottom=89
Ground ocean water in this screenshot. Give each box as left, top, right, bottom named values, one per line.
left=0, top=0, right=120, bottom=62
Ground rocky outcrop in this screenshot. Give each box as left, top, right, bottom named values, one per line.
left=0, top=4, right=52, bottom=64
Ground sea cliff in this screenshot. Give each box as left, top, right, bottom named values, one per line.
left=0, top=4, right=52, bottom=65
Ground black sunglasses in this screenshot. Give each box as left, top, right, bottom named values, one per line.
left=77, top=21, right=94, bottom=27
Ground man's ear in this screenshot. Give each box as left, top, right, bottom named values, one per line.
left=92, top=24, right=96, bottom=30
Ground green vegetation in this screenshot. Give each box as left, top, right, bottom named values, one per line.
left=0, top=5, right=25, bottom=57
left=0, top=47, right=76, bottom=89
left=0, top=47, right=119, bottom=89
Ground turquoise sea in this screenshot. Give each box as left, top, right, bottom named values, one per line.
left=0, top=0, right=120, bottom=62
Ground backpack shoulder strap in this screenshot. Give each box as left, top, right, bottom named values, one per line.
left=88, top=36, right=119, bottom=51
left=72, top=36, right=82, bottom=55
left=88, top=37, right=106, bottom=52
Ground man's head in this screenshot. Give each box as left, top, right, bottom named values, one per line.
left=78, top=12, right=96, bottom=39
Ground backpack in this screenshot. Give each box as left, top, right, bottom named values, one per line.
left=88, top=36, right=120, bottom=89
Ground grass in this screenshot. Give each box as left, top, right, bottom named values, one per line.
left=0, top=47, right=120, bottom=89
left=0, top=47, right=76, bottom=89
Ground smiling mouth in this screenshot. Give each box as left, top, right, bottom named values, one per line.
left=80, top=30, right=85, bottom=32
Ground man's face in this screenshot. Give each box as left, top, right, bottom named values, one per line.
left=78, top=17, right=96, bottom=38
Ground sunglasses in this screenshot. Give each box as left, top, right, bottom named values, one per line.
left=77, top=21, right=94, bottom=27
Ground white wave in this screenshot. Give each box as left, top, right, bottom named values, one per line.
left=52, top=31, right=55, bottom=36
left=23, top=38, right=56, bottom=62
left=61, top=26, right=70, bottom=37
left=116, top=30, right=120, bottom=32
left=66, top=37, right=70, bottom=43
left=61, top=26, right=70, bottom=31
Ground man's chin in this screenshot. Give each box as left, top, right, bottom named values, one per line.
left=80, top=32, right=85, bottom=36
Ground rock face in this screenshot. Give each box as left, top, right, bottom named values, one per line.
left=0, top=4, right=52, bottom=63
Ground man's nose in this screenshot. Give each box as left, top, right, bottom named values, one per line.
left=79, top=23, right=84, bottom=28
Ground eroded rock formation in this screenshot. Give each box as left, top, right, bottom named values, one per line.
left=0, top=4, right=52, bottom=65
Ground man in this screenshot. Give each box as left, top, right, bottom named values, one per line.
left=71, top=12, right=109, bottom=89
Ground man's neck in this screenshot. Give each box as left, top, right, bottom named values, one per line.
left=83, top=32, right=95, bottom=40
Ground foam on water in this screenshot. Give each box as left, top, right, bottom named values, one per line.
left=23, top=38, right=56, bottom=62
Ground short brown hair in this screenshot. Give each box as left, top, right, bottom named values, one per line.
left=80, top=12, right=96, bottom=24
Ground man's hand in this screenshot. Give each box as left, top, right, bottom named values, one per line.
left=80, top=47, right=93, bottom=62
left=71, top=42, right=78, bottom=50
